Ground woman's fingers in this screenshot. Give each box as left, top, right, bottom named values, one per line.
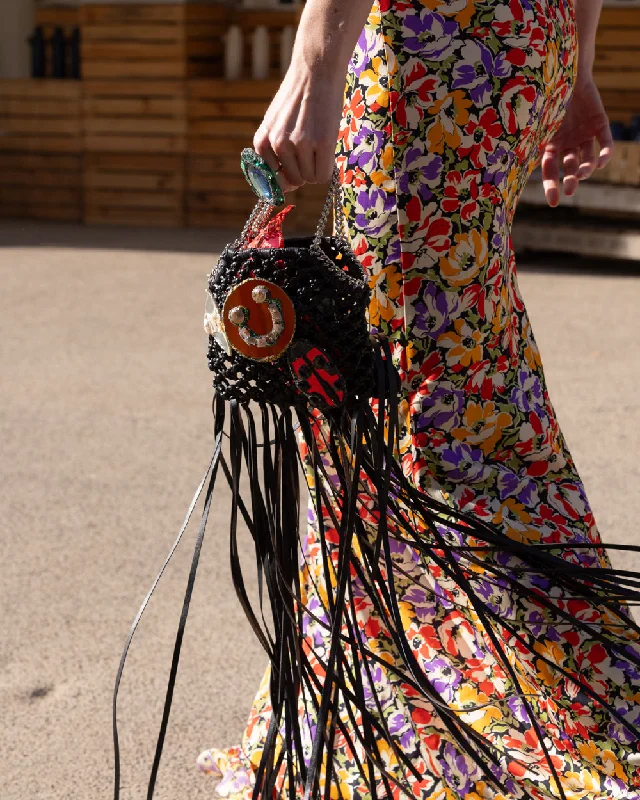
left=577, top=138, right=596, bottom=181
left=595, top=119, right=614, bottom=170
left=562, top=147, right=580, bottom=196
left=541, top=143, right=561, bottom=207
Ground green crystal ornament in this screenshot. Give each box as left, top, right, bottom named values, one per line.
left=241, top=148, right=285, bottom=207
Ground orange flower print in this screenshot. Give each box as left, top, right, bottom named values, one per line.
left=359, top=57, right=391, bottom=110
left=426, top=90, right=473, bottom=152
left=339, top=88, right=365, bottom=150
left=451, top=400, right=512, bottom=455
left=438, top=318, right=484, bottom=369
left=439, top=228, right=488, bottom=287
left=368, top=264, right=403, bottom=327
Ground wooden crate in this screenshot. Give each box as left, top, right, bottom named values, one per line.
left=186, top=79, right=275, bottom=228
left=83, top=81, right=186, bottom=153
left=83, top=153, right=185, bottom=227
left=0, top=79, right=82, bottom=153
left=595, top=7, right=640, bottom=124
left=0, top=153, right=83, bottom=222
left=80, top=3, right=228, bottom=80
left=589, top=142, right=640, bottom=186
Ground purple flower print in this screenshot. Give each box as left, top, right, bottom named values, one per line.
left=349, top=27, right=378, bottom=77
left=496, top=468, right=540, bottom=506
left=415, top=381, right=464, bottom=432
left=452, top=41, right=511, bottom=106
left=398, top=145, right=443, bottom=204
left=412, top=283, right=458, bottom=340
left=403, top=11, right=458, bottom=59
left=484, top=141, right=515, bottom=186
left=355, top=185, right=395, bottom=237
left=510, top=368, right=544, bottom=413
left=491, top=204, right=508, bottom=250
left=350, top=125, right=385, bottom=170
left=441, top=742, right=475, bottom=796
left=441, top=441, right=488, bottom=483
left=425, top=657, right=463, bottom=703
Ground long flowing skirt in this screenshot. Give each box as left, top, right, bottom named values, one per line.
left=199, top=1, right=640, bottom=797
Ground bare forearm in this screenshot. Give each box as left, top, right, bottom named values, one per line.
left=574, top=0, right=603, bottom=80
left=291, top=0, right=374, bottom=82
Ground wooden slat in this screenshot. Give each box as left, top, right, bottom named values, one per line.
left=187, top=155, right=244, bottom=174
left=0, top=135, right=82, bottom=153
left=187, top=210, right=250, bottom=230
left=83, top=80, right=185, bottom=98
left=84, top=153, right=182, bottom=172
left=594, top=70, right=640, bottom=89
left=599, top=8, right=640, bottom=27
left=187, top=173, right=249, bottom=193
left=83, top=96, right=185, bottom=118
left=81, top=61, right=187, bottom=80
left=2, top=170, right=83, bottom=188
left=596, top=28, right=640, bottom=48
left=595, top=50, right=640, bottom=69
left=189, top=137, right=252, bottom=156
left=35, top=7, right=80, bottom=27
left=186, top=191, right=256, bottom=213
left=0, top=203, right=82, bottom=222
left=82, top=23, right=181, bottom=42
left=0, top=186, right=80, bottom=206
left=85, top=188, right=180, bottom=210
left=81, top=41, right=185, bottom=61
left=83, top=134, right=186, bottom=154
left=84, top=206, right=183, bottom=227
left=85, top=170, right=183, bottom=192
left=189, top=119, right=258, bottom=138
left=0, top=98, right=82, bottom=117
left=80, top=5, right=185, bottom=25
left=83, top=117, right=185, bottom=135
left=188, top=99, right=269, bottom=120
left=600, top=89, right=640, bottom=110
left=1, top=117, right=81, bottom=135
left=0, top=153, right=81, bottom=171
left=188, top=79, right=280, bottom=101
left=0, top=79, right=82, bottom=99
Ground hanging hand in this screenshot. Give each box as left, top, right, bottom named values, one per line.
left=541, top=77, right=613, bottom=208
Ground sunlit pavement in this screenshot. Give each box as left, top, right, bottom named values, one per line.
left=1, top=220, right=639, bottom=800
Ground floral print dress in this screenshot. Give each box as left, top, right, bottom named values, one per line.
left=199, top=1, right=640, bottom=798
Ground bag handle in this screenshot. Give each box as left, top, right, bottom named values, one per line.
left=233, top=166, right=349, bottom=254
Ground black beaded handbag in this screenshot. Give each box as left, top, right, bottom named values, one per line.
left=114, top=155, right=640, bottom=800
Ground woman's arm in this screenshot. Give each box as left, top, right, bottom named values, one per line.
left=574, top=0, right=603, bottom=82
left=254, top=0, right=373, bottom=190
left=540, top=0, right=613, bottom=206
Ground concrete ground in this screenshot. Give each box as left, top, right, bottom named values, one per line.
left=1, top=220, right=639, bottom=800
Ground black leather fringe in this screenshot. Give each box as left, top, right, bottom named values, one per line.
left=114, top=338, right=640, bottom=800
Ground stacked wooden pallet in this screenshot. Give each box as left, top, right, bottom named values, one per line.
left=186, top=79, right=276, bottom=229
left=79, top=3, right=228, bottom=81
left=35, top=5, right=81, bottom=79
left=0, top=79, right=83, bottom=221
left=82, top=81, right=186, bottom=226
left=595, top=6, right=640, bottom=126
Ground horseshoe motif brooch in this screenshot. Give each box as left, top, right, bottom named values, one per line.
left=222, top=278, right=296, bottom=362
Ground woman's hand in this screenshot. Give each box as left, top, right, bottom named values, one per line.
left=253, top=65, right=346, bottom=193
left=541, top=76, right=613, bottom=208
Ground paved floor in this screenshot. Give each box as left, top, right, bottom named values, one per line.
left=1, top=220, right=639, bottom=800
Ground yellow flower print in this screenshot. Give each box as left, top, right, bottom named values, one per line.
left=438, top=318, right=484, bottom=367
left=369, top=264, right=402, bottom=326
left=600, top=749, right=626, bottom=780
left=440, top=228, right=488, bottom=287
left=451, top=400, right=512, bottom=455
left=562, top=768, right=601, bottom=796
left=427, top=90, right=472, bottom=152
left=360, top=57, right=391, bottom=109
left=430, top=0, right=478, bottom=28
left=455, top=684, right=502, bottom=732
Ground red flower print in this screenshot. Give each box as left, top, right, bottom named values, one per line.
left=441, top=169, right=482, bottom=221
left=459, top=108, right=502, bottom=168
